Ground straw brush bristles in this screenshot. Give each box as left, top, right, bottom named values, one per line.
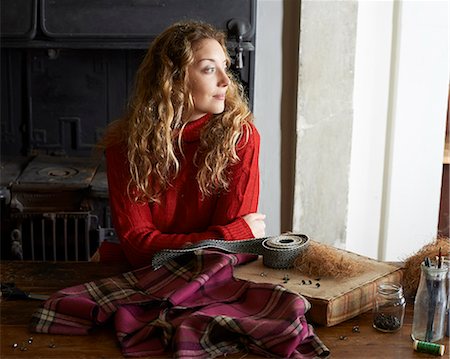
left=402, top=236, right=450, bottom=299
left=294, top=240, right=366, bottom=278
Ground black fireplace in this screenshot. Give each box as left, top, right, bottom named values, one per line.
left=0, top=0, right=257, bottom=261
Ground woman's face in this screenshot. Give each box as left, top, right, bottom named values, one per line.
left=186, top=38, right=230, bottom=121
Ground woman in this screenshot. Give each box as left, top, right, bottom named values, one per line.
left=98, top=21, right=265, bottom=269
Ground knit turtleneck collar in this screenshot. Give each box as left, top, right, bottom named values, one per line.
left=181, top=113, right=212, bottom=142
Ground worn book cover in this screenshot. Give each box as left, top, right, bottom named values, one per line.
left=234, top=251, right=403, bottom=327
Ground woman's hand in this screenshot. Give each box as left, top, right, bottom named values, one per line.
left=243, top=213, right=266, bottom=238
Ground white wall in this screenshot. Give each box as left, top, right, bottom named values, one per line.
left=380, top=0, right=449, bottom=260
left=293, top=0, right=358, bottom=247
left=254, top=0, right=283, bottom=236
left=255, top=0, right=449, bottom=262
left=346, top=1, right=394, bottom=258
left=347, top=0, right=449, bottom=261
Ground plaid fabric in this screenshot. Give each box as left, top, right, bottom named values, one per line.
left=30, top=250, right=330, bottom=358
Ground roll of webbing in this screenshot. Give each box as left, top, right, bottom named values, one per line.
left=151, top=234, right=310, bottom=270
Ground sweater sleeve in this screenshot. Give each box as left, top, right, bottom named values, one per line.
left=105, top=125, right=260, bottom=268
left=208, top=123, right=260, bottom=239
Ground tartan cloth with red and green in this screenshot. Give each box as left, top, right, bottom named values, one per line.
left=30, top=250, right=330, bottom=358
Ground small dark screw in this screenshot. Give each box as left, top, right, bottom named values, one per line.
left=315, top=283, right=321, bottom=288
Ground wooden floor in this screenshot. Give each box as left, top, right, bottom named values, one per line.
left=1, top=261, right=448, bottom=358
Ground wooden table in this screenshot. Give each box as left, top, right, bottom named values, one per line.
left=1, top=261, right=448, bottom=358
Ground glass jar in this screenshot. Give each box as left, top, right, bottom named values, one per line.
left=372, top=282, right=406, bottom=332
left=412, top=263, right=448, bottom=342
left=442, top=257, right=449, bottom=337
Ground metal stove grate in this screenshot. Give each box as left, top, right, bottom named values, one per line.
left=10, top=212, right=98, bottom=261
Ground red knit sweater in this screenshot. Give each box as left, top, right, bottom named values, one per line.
left=99, top=113, right=260, bottom=268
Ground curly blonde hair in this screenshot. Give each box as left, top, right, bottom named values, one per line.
left=101, top=21, right=253, bottom=203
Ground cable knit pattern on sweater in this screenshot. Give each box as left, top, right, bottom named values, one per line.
left=100, top=113, right=260, bottom=268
